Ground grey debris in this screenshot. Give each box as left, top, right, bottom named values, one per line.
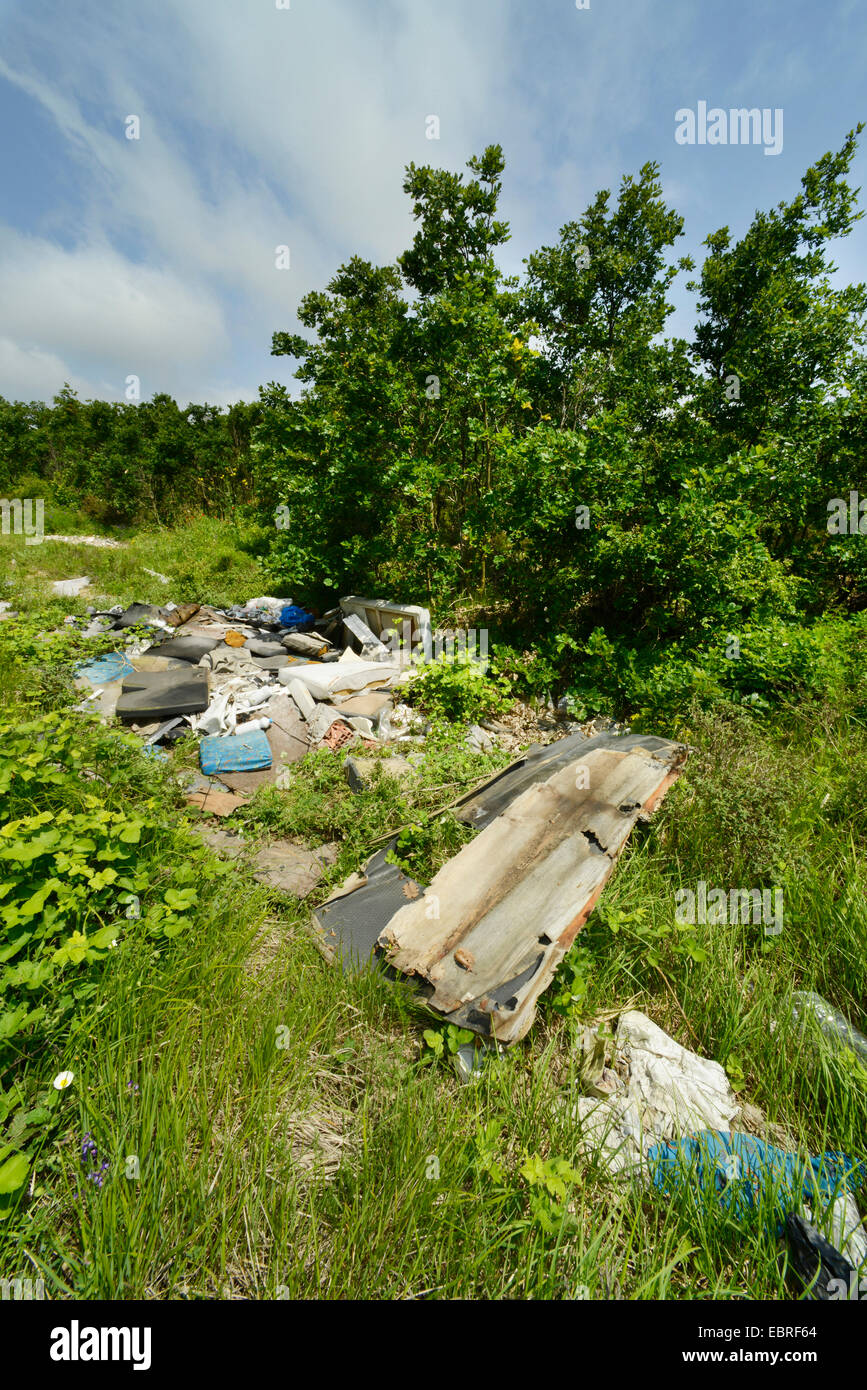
left=465, top=723, right=495, bottom=754
left=52, top=576, right=91, bottom=598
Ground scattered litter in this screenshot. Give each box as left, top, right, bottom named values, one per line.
left=282, top=631, right=333, bottom=659
left=284, top=677, right=316, bottom=722
left=165, top=602, right=200, bottom=626
left=307, top=704, right=343, bottom=742
left=112, top=602, right=173, bottom=631
left=785, top=1212, right=862, bottom=1300
left=116, top=670, right=210, bottom=722
left=453, top=1037, right=505, bottom=1084
left=147, top=635, right=218, bottom=664
left=342, top=611, right=392, bottom=662
left=344, top=754, right=415, bottom=794
left=786, top=991, right=867, bottom=1066
left=246, top=639, right=285, bottom=658
left=279, top=660, right=399, bottom=702
left=194, top=826, right=248, bottom=858
left=140, top=745, right=170, bottom=762
left=465, top=722, right=495, bottom=753
left=340, top=595, right=432, bottom=658
left=200, top=646, right=263, bottom=679
left=186, top=789, right=250, bottom=818
left=280, top=604, right=315, bottom=631
left=127, top=654, right=188, bottom=673
left=213, top=596, right=278, bottom=627
left=252, top=840, right=335, bottom=898
left=454, top=730, right=680, bottom=829
left=649, top=1132, right=867, bottom=1276
left=345, top=715, right=376, bottom=739
left=76, top=652, right=135, bottom=686
left=312, top=844, right=426, bottom=967
left=74, top=680, right=126, bottom=720
left=321, top=719, right=354, bottom=751
left=44, top=534, right=125, bottom=549
left=566, top=1011, right=740, bottom=1175
left=332, top=691, right=392, bottom=721
left=143, top=717, right=185, bottom=745
left=237, top=715, right=272, bottom=734
left=209, top=694, right=308, bottom=794
left=378, top=702, right=429, bottom=740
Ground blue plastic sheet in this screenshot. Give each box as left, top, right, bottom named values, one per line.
left=647, top=1130, right=864, bottom=1228
left=76, top=651, right=135, bottom=685
left=200, top=728, right=272, bottom=775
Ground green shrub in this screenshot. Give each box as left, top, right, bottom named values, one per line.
left=406, top=654, right=514, bottom=725
left=0, top=713, right=228, bottom=1074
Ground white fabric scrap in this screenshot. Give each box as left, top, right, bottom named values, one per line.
left=566, top=1011, right=740, bottom=1176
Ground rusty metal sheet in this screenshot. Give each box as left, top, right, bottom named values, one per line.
left=454, top=730, right=684, bottom=829
left=377, top=737, right=687, bottom=1044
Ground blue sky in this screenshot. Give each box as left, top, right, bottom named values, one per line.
left=0, top=0, right=864, bottom=406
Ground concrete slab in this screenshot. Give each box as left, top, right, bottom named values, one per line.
left=252, top=840, right=332, bottom=897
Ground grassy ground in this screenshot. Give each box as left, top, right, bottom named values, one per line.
left=0, top=519, right=865, bottom=1300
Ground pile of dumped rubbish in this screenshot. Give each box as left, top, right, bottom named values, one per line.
left=72, top=592, right=434, bottom=814
left=69, top=585, right=693, bottom=1038
left=565, top=1007, right=867, bottom=1298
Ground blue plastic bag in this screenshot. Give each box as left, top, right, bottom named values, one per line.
left=279, top=605, right=315, bottom=632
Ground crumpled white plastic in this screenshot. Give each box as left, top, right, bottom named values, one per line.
left=191, top=677, right=280, bottom=735
left=242, top=595, right=292, bottom=622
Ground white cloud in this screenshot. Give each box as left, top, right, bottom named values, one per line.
left=0, top=230, right=227, bottom=380
left=4, top=0, right=860, bottom=406
left=0, top=0, right=519, bottom=400
left=0, top=337, right=92, bottom=402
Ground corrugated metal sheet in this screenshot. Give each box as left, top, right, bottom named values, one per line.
left=377, top=736, right=687, bottom=1044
